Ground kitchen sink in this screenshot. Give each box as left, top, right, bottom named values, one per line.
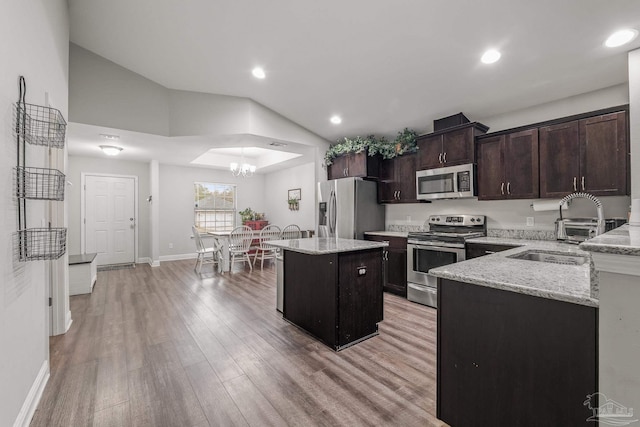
left=507, top=250, right=587, bottom=266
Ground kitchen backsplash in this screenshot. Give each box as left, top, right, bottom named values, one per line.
left=387, top=223, right=556, bottom=240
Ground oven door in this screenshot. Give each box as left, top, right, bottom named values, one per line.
left=407, top=242, right=465, bottom=307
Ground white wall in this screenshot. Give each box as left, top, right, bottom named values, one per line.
left=158, top=164, right=266, bottom=258
left=0, top=1, right=68, bottom=426
left=69, top=44, right=170, bottom=136
left=387, top=85, right=632, bottom=230
left=264, top=162, right=317, bottom=232
left=67, top=156, right=151, bottom=259
left=629, top=49, right=640, bottom=199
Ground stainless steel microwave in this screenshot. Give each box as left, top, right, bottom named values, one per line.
left=416, top=164, right=476, bottom=200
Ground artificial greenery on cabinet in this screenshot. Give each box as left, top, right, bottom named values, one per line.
left=324, top=128, right=418, bottom=165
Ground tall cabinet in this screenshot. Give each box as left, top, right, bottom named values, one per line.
left=14, top=76, right=67, bottom=262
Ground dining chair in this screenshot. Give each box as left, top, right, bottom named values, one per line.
left=192, top=225, right=222, bottom=273
left=281, top=224, right=302, bottom=239
left=229, top=225, right=254, bottom=272
left=252, top=225, right=281, bottom=269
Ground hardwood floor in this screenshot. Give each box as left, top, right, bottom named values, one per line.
left=31, top=260, right=445, bottom=427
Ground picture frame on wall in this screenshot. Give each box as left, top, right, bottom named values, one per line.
left=288, top=188, right=301, bottom=200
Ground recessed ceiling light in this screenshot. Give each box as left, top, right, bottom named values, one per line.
left=252, top=67, right=266, bottom=79
left=100, top=145, right=123, bottom=156
left=330, top=115, right=342, bottom=125
left=605, top=29, right=638, bottom=48
left=481, top=49, right=501, bottom=64
left=99, top=133, right=120, bottom=140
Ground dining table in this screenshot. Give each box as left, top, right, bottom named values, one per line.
left=206, top=230, right=258, bottom=272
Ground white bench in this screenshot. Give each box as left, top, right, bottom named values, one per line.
left=69, top=253, right=97, bottom=296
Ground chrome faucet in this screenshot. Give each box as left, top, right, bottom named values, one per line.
left=558, top=192, right=605, bottom=236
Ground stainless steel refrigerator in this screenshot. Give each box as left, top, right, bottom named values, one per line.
left=317, top=177, right=385, bottom=239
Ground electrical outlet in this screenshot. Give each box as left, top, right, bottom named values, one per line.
left=169, top=243, right=173, bottom=249
left=406, top=215, right=412, bottom=222
left=526, top=217, right=534, bottom=227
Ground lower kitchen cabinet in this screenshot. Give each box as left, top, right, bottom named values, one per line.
left=365, top=234, right=407, bottom=296
left=283, top=248, right=383, bottom=350
left=437, top=278, right=597, bottom=427
left=465, top=241, right=519, bottom=259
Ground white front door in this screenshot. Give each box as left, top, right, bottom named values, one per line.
left=84, top=175, right=136, bottom=266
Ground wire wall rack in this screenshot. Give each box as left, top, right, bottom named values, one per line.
left=14, top=76, right=67, bottom=261
left=15, top=166, right=66, bottom=200
left=17, top=228, right=67, bottom=261
left=13, top=102, right=67, bottom=149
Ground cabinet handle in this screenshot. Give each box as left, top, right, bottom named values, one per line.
left=443, top=152, right=447, bottom=163
left=397, top=190, right=401, bottom=200
left=507, top=182, right=511, bottom=195
left=581, top=176, right=585, bottom=191
left=573, top=177, right=577, bottom=192
left=501, top=182, right=505, bottom=195
left=438, top=153, right=443, bottom=163
left=485, top=250, right=496, bottom=254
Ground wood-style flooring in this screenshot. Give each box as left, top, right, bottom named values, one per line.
left=31, top=259, right=445, bottom=426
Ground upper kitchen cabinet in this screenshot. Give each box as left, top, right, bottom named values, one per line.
left=539, top=111, right=627, bottom=198
left=417, top=123, right=489, bottom=170
left=477, top=128, right=539, bottom=200
left=378, top=153, right=418, bottom=203
left=327, top=151, right=380, bottom=180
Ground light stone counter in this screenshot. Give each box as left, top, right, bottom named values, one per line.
left=579, top=224, right=640, bottom=256
left=267, top=237, right=387, bottom=255
left=430, top=237, right=598, bottom=307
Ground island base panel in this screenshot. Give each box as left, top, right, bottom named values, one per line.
left=437, top=278, right=597, bottom=427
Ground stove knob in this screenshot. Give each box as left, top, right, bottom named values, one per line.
left=476, top=217, right=482, bottom=223
left=470, top=218, right=475, bottom=222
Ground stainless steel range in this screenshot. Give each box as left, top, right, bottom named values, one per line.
left=407, top=214, right=486, bottom=308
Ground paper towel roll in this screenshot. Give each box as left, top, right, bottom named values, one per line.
left=531, top=200, right=569, bottom=212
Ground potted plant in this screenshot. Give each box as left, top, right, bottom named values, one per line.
left=324, top=128, right=418, bottom=166
left=239, top=208, right=255, bottom=223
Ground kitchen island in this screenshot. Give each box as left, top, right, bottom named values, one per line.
left=267, top=237, right=387, bottom=351
left=430, top=240, right=597, bottom=426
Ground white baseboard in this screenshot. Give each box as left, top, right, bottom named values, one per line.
left=137, top=257, right=151, bottom=265
left=150, top=260, right=161, bottom=267
left=159, top=253, right=197, bottom=262
left=65, top=311, right=73, bottom=333
left=13, top=360, right=49, bottom=427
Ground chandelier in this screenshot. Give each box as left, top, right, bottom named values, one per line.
left=230, top=148, right=256, bottom=177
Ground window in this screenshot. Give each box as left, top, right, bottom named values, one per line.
left=194, top=182, right=236, bottom=232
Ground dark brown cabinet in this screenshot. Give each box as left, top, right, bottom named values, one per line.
left=539, top=111, right=627, bottom=197
left=417, top=123, right=489, bottom=170
left=465, top=241, right=519, bottom=259
left=477, top=128, right=539, bottom=200
left=327, top=151, right=380, bottom=180
left=377, top=153, right=417, bottom=203
left=438, top=278, right=597, bottom=426
left=283, top=248, right=383, bottom=350
left=365, top=234, right=407, bottom=296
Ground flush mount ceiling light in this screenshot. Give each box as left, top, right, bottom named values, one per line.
left=100, top=145, right=123, bottom=156
left=99, top=133, right=120, bottom=141
left=252, top=67, right=266, bottom=79
left=230, top=148, right=256, bottom=177
left=481, top=49, right=501, bottom=64
left=605, top=29, right=638, bottom=47
left=330, top=115, right=342, bottom=125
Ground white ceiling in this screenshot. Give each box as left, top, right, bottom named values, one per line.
left=67, top=0, right=640, bottom=168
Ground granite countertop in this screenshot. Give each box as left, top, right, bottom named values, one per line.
left=364, top=231, right=408, bottom=238
left=267, top=237, right=388, bottom=255
left=430, top=237, right=597, bottom=307
left=579, top=224, right=640, bottom=256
